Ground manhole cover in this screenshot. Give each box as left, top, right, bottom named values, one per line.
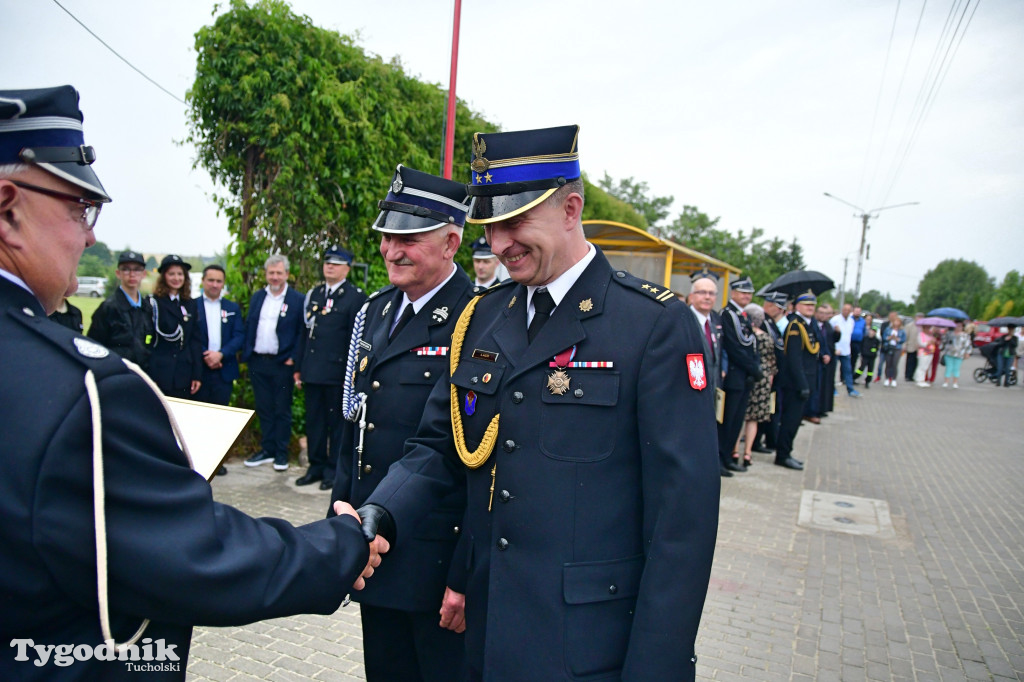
left=798, top=491, right=894, bottom=537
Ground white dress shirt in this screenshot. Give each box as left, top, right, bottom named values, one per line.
left=203, top=295, right=222, bottom=352
left=526, top=243, right=597, bottom=327
left=254, top=285, right=288, bottom=355
left=391, top=263, right=457, bottom=336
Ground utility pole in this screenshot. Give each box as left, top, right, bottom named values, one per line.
left=840, top=256, right=849, bottom=309
left=823, top=193, right=919, bottom=302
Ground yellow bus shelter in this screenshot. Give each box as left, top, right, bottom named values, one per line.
left=583, top=220, right=740, bottom=308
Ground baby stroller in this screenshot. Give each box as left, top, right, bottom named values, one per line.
left=974, top=341, right=1017, bottom=385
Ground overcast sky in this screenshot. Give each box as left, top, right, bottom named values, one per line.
left=5, top=0, right=1021, bottom=302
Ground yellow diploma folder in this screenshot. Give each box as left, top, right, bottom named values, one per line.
left=165, top=398, right=254, bottom=481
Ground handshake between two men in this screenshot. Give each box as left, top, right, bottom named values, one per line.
left=333, top=501, right=391, bottom=591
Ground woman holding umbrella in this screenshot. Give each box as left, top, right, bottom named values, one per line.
left=940, top=320, right=971, bottom=388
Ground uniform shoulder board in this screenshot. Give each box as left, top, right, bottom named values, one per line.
left=611, top=270, right=680, bottom=305
left=9, top=306, right=126, bottom=377
left=366, top=284, right=395, bottom=301
left=473, top=278, right=515, bottom=297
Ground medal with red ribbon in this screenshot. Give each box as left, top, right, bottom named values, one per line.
left=546, top=345, right=576, bottom=396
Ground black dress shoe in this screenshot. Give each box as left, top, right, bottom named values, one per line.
left=295, top=472, right=323, bottom=486
left=725, top=461, right=747, bottom=473
left=774, top=457, right=804, bottom=470
left=751, top=445, right=774, bottom=454
left=319, top=479, right=334, bottom=491
left=720, top=466, right=734, bottom=478
left=216, top=465, right=228, bottom=476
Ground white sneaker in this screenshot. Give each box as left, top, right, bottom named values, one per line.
left=942, top=382, right=948, bottom=388
left=953, top=383, right=959, bottom=389
left=917, top=381, right=930, bottom=388
left=883, top=379, right=890, bottom=387
left=891, top=380, right=897, bottom=387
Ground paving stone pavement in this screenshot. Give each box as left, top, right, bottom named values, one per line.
left=188, top=356, right=1024, bottom=681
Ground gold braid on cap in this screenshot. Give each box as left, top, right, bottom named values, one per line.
left=450, top=295, right=500, bottom=469
left=785, top=319, right=820, bottom=355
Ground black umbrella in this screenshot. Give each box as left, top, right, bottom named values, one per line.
left=987, top=316, right=1024, bottom=327
left=764, top=270, right=835, bottom=297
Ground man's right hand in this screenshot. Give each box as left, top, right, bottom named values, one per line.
left=202, top=350, right=224, bottom=369
left=333, top=501, right=390, bottom=590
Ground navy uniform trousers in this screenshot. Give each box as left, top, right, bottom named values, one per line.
left=329, top=268, right=473, bottom=682
left=366, top=250, right=720, bottom=681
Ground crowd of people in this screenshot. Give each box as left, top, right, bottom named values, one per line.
left=6, top=88, right=719, bottom=681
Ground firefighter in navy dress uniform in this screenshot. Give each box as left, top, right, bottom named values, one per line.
left=469, top=235, right=503, bottom=294
left=148, top=254, right=204, bottom=399
left=328, top=165, right=473, bottom=682
left=775, top=290, right=819, bottom=469
left=294, top=246, right=366, bottom=489
left=0, top=85, right=382, bottom=681
left=354, top=126, right=720, bottom=681
left=717, top=276, right=763, bottom=474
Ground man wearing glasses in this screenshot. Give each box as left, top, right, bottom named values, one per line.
left=87, top=250, right=155, bottom=368
left=0, top=86, right=383, bottom=678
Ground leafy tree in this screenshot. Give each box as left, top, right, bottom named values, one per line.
left=597, top=173, right=670, bottom=231
left=76, top=253, right=110, bottom=277
left=187, top=0, right=499, bottom=306
left=914, top=259, right=993, bottom=318
left=854, top=289, right=910, bottom=317
left=980, top=270, right=1024, bottom=318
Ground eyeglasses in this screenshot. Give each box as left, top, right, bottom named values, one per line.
left=118, top=267, right=146, bottom=275
left=691, top=290, right=717, bottom=296
left=10, top=180, right=102, bottom=229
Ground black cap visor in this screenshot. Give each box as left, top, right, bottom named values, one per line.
left=467, top=188, right=557, bottom=225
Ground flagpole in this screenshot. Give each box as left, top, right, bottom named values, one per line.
left=442, top=0, right=463, bottom=179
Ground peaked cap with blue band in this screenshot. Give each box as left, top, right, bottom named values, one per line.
left=0, top=85, right=110, bottom=202
left=466, top=124, right=580, bottom=224
left=324, top=245, right=354, bottom=264
left=374, top=164, right=470, bottom=234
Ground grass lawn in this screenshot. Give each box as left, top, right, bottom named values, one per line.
left=69, top=295, right=103, bottom=334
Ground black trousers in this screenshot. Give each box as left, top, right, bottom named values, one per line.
left=195, top=369, right=233, bottom=406
left=718, top=384, right=751, bottom=465
left=905, top=352, right=918, bottom=381
left=249, top=355, right=295, bottom=463
left=360, top=603, right=466, bottom=682
left=776, top=389, right=807, bottom=461
left=303, top=382, right=342, bottom=480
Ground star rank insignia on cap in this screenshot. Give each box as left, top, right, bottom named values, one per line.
left=74, top=337, right=109, bottom=359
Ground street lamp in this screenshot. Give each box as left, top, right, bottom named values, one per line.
left=823, top=193, right=918, bottom=302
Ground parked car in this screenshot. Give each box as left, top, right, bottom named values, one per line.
left=76, top=276, right=107, bottom=298
left=972, top=322, right=1004, bottom=348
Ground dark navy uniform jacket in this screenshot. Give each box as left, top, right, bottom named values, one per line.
left=0, top=277, right=369, bottom=681
left=241, top=286, right=307, bottom=364
left=195, top=297, right=245, bottom=383
left=298, top=280, right=366, bottom=385
left=87, top=289, right=154, bottom=368
left=779, top=313, right=820, bottom=393
left=147, top=295, right=204, bottom=395
left=719, top=299, right=761, bottom=390
left=366, top=250, right=720, bottom=681
left=329, top=267, right=473, bottom=612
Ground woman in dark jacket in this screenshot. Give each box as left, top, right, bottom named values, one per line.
left=148, top=255, right=204, bottom=398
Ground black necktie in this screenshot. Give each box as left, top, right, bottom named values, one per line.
left=390, top=304, right=415, bottom=340
left=528, top=289, right=555, bottom=343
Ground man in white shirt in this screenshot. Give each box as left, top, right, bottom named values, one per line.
left=688, top=274, right=722, bottom=389
left=830, top=302, right=860, bottom=397
left=242, top=255, right=307, bottom=471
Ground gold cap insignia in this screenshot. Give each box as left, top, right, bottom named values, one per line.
left=471, top=135, right=489, bottom=173
left=579, top=298, right=593, bottom=312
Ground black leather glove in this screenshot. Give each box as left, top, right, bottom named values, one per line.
left=355, top=503, right=396, bottom=545
left=799, top=389, right=810, bottom=401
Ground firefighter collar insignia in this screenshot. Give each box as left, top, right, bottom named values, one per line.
left=687, top=353, right=707, bottom=390
left=432, top=306, right=449, bottom=323
left=74, top=337, right=110, bottom=359
left=382, top=301, right=391, bottom=318
left=508, top=295, right=516, bottom=309
left=579, top=298, right=593, bottom=312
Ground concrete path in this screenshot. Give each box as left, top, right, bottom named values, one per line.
left=187, top=355, right=1024, bottom=681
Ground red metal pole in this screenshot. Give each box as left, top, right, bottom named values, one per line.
left=443, top=0, right=462, bottom=179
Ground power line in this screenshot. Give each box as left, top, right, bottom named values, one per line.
left=50, top=0, right=186, bottom=105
